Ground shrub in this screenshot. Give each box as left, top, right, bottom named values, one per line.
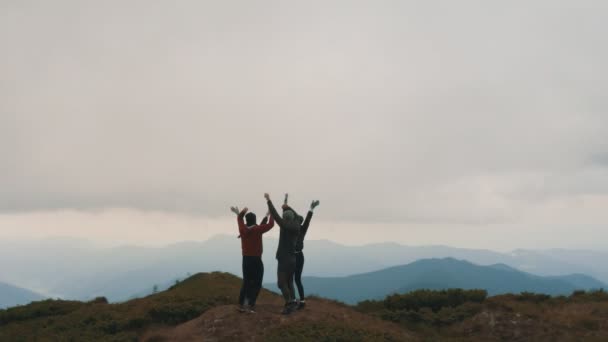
left=101, top=320, right=120, bottom=334
left=434, top=303, right=483, bottom=326
left=385, top=289, right=487, bottom=312
left=571, top=290, right=586, bottom=297
left=514, top=292, right=551, bottom=303
left=88, top=297, right=108, bottom=305
left=357, top=289, right=486, bottom=328
left=147, top=302, right=210, bottom=325
left=356, top=299, right=384, bottom=314
left=0, top=300, right=84, bottom=325
left=569, top=289, right=608, bottom=302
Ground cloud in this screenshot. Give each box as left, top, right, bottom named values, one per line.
left=1, top=0, right=607, bottom=234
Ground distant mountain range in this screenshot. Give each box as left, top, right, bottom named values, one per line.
left=0, top=282, right=44, bottom=309
left=285, top=258, right=607, bottom=304
left=1, top=235, right=607, bottom=302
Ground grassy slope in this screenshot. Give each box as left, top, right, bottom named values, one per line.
left=0, top=272, right=243, bottom=341
left=447, top=292, right=608, bottom=341
left=1, top=273, right=415, bottom=342
left=2, top=272, right=608, bottom=341
left=357, top=290, right=608, bottom=341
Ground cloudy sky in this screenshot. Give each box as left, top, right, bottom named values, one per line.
left=1, top=1, right=607, bottom=250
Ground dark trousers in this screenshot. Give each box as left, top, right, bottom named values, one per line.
left=239, top=256, right=264, bottom=307
left=277, top=255, right=296, bottom=304
left=294, top=252, right=305, bottom=300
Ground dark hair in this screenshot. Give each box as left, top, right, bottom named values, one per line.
left=245, top=212, right=257, bottom=226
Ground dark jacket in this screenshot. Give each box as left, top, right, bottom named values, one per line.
left=283, top=205, right=313, bottom=252
left=267, top=200, right=300, bottom=260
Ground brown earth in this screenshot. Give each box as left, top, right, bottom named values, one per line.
left=142, top=294, right=417, bottom=342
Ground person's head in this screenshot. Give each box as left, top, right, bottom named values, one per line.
left=245, top=212, right=257, bottom=227
left=281, top=204, right=302, bottom=225
left=282, top=209, right=295, bottom=223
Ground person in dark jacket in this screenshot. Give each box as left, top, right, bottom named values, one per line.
left=264, top=193, right=300, bottom=315
left=282, top=198, right=319, bottom=309
left=230, top=206, right=274, bottom=313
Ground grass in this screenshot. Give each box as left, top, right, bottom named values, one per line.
left=2, top=275, right=608, bottom=341
left=0, top=272, right=243, bottom=342
left=355, top=289, right=608, bottom=341
left=265, top=321, right=403, bottom=342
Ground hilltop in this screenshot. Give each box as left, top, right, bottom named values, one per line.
left=0, top=272, right=414, bottom=341
left=143, top=296, right=413, bottom=341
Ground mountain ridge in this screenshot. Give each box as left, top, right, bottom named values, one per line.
left=2, top=235, right=607, bottom=302
left=0, top=282, right=45, bottom=309
left=288, top=258, right=607, bottom=304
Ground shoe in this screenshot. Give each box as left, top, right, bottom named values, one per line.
left=281, top=304, right=294, bottom=315
left=246, top=306, right=256, bottom=314
left=297, top=300, right=306, bottom=310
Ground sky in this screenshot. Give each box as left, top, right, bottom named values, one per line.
left=1, top=1, right=607, bottom=251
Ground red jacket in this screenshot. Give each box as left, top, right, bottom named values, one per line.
left=238, top=212, right=274, bottom=256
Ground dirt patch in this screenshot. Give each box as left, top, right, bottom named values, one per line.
left=142, top=296, right=416, bottom=342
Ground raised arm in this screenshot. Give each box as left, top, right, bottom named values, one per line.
left=302, top=211, right=313, bottom=232
left=230, top=206, right=240, bottom=216
left=251, top=214, right=275, bottom=234
left=260, top=212, right=269, bottom=225
left=237, top=207, right=249, bottom=237
left=265, top=193, right=284, bottom=227
left=302, top=200, right=320, bottom=234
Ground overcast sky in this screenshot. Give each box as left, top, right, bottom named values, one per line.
left=1, top=1, right=607, bottom=250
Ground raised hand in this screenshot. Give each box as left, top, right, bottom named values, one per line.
left=264, top=193, right=270, bottom=201
left=284, top=193, right=289, bottom=205
left=310, top=200, right=320, bottom=210
left=230, top=206, right=240, bottom=215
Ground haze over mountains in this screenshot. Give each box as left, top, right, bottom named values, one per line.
left=292, top=258, right=606, bottom=304
left=1, top=235, right=607, bottom=307
left=0, top=282, right=44, bottom=309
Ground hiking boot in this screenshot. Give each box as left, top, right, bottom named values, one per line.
left=297, top=300, right=306, bottom=310
left=246, top=305, right=257, bottom=314
left=237, top=304, right=249, bottom=313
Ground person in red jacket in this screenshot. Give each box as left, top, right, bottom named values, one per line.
left=230, top=206, right=274, bottom=313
